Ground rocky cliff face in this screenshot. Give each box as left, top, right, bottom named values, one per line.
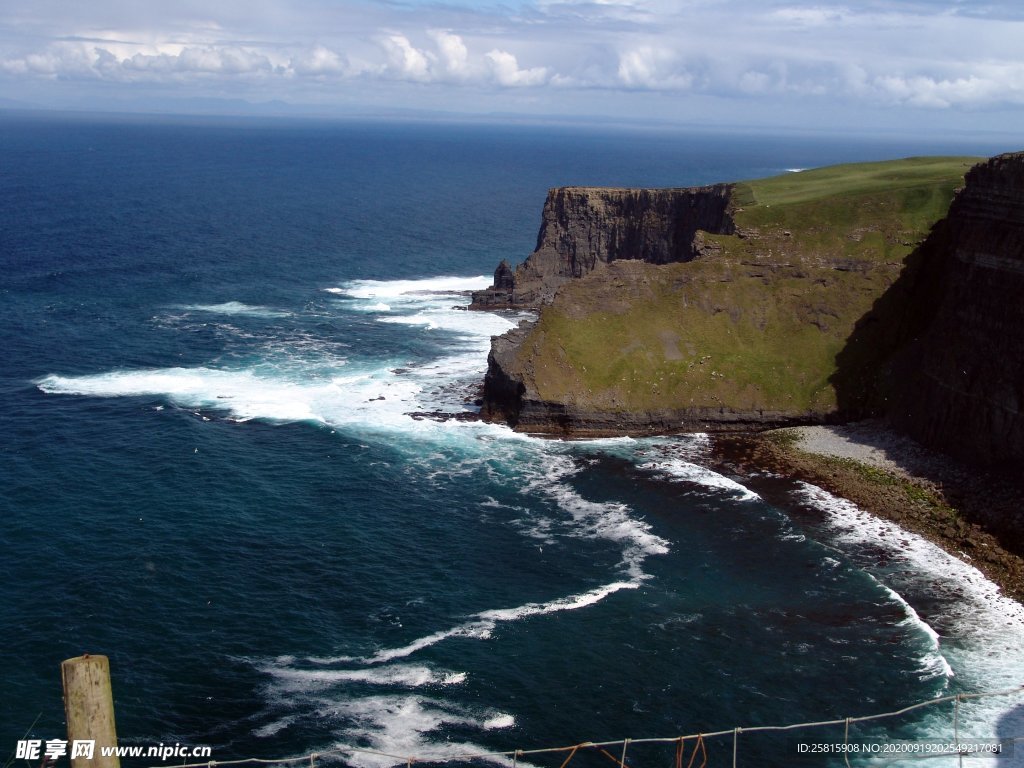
left=475, top=156, right=982, bottom=439
left=470, top=185, right=735, bottom=308
left=887, top=153, right=1024, bottom=469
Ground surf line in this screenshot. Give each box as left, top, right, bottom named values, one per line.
left=307, top=580, right=639, bottom=667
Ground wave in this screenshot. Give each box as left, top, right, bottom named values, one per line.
left=872, top=580, right=954, bottom=681
left=254, top=685, right=518, bottom=768
left=255, top=656, right=519, bottom=768
left=326, top=275, right=491, bottom=299
left=521, top=453, right=670, bottom=580
left=176, top=301, right=292, bottom=318
left=327, top=275, right=527, bottom=342
left=361, top=580, right=638, bottom=665
left=379, top=308, right=515, bottom=340
left=572, top=434, right=760, bottom=502
left=795, top=482, right=1024, bottom=756
left=261, top=663, right=467, bottom=693
left=637, top=454, right=760, bottom=501
left=312, top=694, right=516, bottom=768
left=38, top=276, right=521, bottom=436
left=38, top=366, right=419, bottom=427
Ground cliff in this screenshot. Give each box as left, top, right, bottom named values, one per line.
left=477, top=157, right=983, bottom=437
left=470, top=185, right=735, bottom=308
left=886, top=153, right=1024, bottom=470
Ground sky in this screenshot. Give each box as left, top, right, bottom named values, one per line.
left=2, top=0, right=1024, bottom=136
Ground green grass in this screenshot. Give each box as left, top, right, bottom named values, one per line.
left=528, top=261, right=858, bottom=412
left=510, top=156, right=981, bottom=418
left=735, top=156, right=978, bottom=209
left=817, top=456, right=959, bottom=519
left=764, top=428, right=800, bottom=450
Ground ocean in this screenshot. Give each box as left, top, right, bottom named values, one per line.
left=2, top=112, right=1022, bottom=767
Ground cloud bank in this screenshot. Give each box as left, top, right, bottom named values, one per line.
left=1, top=0, right=1023, bottom=127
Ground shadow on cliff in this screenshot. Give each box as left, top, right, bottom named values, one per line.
left=829, top=218, right=949, bottom=423
left=829, top=217, right=1024, bottom=557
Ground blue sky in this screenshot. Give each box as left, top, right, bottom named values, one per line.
left=2, top=0, right=1023, bottom=135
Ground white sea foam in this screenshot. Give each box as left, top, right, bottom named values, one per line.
left=263, top=663, right=467, bottom=692
left=362, top=579, right=638, bottom=665
left=379, top=307, right=514, bottom=340
left=872, top=580, right=954, bottom=681
left=580, top=435, right=759, bottom=501
left=521, top=453, right=670, bottom=579
left=638, top=455, right=760, bottom=501
left=253, top=713, right=298, bottom=738
left=482, top=714, right=515, bottom=730
left=313, top=694, right=517, bottom=768
left=38, top=366, right=422, bottom=429
left=177, top=301, right=291, bottom=318
left=796, top=482, right=1024, bottom=758
left=255, top=655, right=519, bottom=766
left=329, top=275, right=490, bottom=299
left=38, top=276, right=523, bottom=437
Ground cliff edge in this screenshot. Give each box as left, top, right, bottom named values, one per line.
left=477, top=156, right=988, bottom=438
left=886, top=152, right=1024, bottom=470
left=470, top=185, right=735, bottom=309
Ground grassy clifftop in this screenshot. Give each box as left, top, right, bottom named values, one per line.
left=501, top=157, right=978, bottom=426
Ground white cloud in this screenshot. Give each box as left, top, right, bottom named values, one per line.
left=126, top=46, right=274, bottom=75
left=429, top=30, right=469, bottom=77
left=380, top=33, right=432, bottom=81
left=485, top=49, right=548, bottom=87
left=289, top=45, right=346, bottom=76
left=5, top=44, right=85, bottom=77
left=872, top=68, right=1024, bottom=109
left=770, top=6, right=847, bottom=27
left=617, top=46, right=693, bottom=90
left=6, top=41, right=277, bottom=81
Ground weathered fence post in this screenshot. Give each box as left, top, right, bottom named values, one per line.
left=61, top=654, right=120, bottom=768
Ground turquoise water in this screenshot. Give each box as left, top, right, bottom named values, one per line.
left=2, top=113, right=1021, bottom=766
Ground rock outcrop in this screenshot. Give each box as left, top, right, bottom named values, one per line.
left=475, top=157, right=984, bottom=440
left=470, top=185, right=735, bottom=309
left=886, top=153, right=1024, bottom=470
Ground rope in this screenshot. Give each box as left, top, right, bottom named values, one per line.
left=684, top=735, right=706, bottom=768
left=558, top=743, right=583, bottom=768
left=144, top=684, right=1024, bottom=768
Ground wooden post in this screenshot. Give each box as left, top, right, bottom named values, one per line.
left=61, top=654, right=120, bottom=768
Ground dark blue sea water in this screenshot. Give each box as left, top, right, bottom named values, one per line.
left=2, top=112, right=1022, bottom=768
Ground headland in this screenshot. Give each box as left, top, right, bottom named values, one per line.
left=468, top=152, right=1024, bottom=600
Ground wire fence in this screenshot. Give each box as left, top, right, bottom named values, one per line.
left=149, top=684, right=1024, bottom=768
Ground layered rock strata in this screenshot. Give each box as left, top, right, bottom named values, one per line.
left=887, top=153, right=1024, bottom=470
left=470, top=185, right=735, bottom=309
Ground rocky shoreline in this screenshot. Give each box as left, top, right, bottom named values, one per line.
left=412, top=392, right=1024, bottom=604
left=709, top=423, right=1024, bottom=604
